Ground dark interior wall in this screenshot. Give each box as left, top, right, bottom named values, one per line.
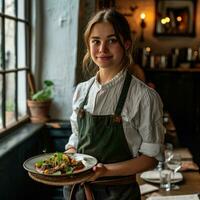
left=146, top=70, right=200, bottom=166
left=75, top=0, right=96, bottom=84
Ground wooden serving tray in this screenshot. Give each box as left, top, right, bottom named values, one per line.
left=28, top=170, right=94, bottom=186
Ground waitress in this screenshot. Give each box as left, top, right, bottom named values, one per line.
left=64, top=9, right=165, bottom=200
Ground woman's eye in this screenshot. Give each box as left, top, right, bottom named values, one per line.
left=108, top=38, right=117, bottom=44
left=91, top=40, right=100, bottom=45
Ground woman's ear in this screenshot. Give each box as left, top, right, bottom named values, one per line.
left=124, top=40, right=132, bottom=50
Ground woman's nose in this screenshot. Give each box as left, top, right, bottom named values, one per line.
left=99, top=42, right=108, bottom=53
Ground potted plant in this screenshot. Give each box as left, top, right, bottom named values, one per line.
left=27, top=80, right=54, bottom=123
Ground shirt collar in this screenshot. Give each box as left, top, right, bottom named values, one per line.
left=94, top=68, right=127, bottom=89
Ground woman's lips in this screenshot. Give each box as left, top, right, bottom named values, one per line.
left=97, top=56, right=112, bottom=61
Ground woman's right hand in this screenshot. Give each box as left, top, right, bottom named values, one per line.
left=87, top=163, right=107, bottom=181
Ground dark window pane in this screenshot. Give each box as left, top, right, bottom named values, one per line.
left=18, top=22, right=26, bottom=68
left=0, top=0, right=2, bottom=13
left=18, top=0, right=25, bottom=19
left=5, top=0, right=16, bottom=17
left=18, top=70, right=27, bottom=119
left=5, top=18, right=16, bottom=70
left=6, top=73, right=16, bottom=126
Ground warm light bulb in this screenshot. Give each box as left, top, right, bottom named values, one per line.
left=161, top=18, right=167, bottom=24
left=177, top=16, right=182, bottom=22
left=140, top=12, right=146, bottom=42
left=140, top=13, right=146, bottom=20
left=145, top=47, right=151, bottom=52
left=165, top=17, right=170, bottom=23
left=161, top=17, right=170, bottom=24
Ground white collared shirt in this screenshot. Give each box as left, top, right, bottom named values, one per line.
left=66, top=69, right=165, bottom=161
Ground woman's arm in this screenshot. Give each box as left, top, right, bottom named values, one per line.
left=64, top=106, right=79, bottom=152
left=105, top=154, right=157, bottom=176
left=89, top=154, right=158, bottom=181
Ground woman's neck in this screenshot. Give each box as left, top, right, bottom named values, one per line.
left=98, top=67, right=124, bottom=84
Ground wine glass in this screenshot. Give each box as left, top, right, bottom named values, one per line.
left=156, top=143, right=173, bottom=171
left=167, top=153, right=182, bottom=189
left=164, top=143, right=173, bottom=163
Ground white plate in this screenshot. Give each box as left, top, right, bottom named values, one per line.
left=23, top=153, right=97, bottom=176
left=140, top=170, right=183, bottom=184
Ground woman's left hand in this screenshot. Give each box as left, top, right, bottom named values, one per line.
left=88, top=163, right=107, bottom=181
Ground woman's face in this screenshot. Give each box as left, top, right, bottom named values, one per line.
left=88, top=22, right=126, bottom=71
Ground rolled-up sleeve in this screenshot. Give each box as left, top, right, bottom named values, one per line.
left=137, top=89, right=165, bottom=161
left=65, top=111, right=79, bottom=150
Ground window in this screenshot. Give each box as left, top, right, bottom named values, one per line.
left=0, top=0, right=30, bottom=133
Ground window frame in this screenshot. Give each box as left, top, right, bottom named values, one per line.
left=0, top=0, right=31, bottom=135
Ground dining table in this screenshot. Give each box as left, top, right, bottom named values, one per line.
left=137, top=167, right=200, bottom=199
left=138, top=146, right=200, bottom=199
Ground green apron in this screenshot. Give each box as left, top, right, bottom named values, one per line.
left=74, top=72, right=141, bottom=200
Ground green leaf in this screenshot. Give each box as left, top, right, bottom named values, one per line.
left=53, top=171, right=61, bottom=175
left=65, top=166, right=73, bottom=175
left=31, top=80, right=54, bottom=101
left=44, top=80, right=54, bottom=87
left=57, top=152, right=63, bottom=163
left=35, top=160, right=44, bottom=168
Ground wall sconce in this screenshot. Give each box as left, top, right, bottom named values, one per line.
left=140, top=13, right=146, bottom=42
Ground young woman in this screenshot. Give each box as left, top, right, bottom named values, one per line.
left=64, top=9, right=165, bottom=200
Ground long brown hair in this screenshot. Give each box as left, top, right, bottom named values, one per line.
left=82, top=9, right=133, bottom=76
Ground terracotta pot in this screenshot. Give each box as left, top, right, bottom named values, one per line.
left=27, top=99, right=52, bottom=123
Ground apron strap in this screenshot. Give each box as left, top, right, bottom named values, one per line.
left=69, top=183, right=95, bottom=200
left=79, top=79, right=95, bottom=109
left=83, top=183, right=95, bottom=200
left=115, top=71, right=132, bottom=116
